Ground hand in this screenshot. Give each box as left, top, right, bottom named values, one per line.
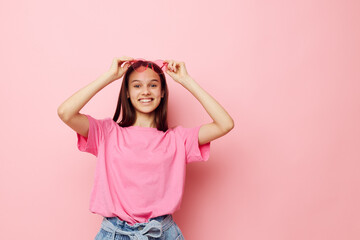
left=164, top=60, right=191, bottom=84
left=106, top=56, right=134, bottom=81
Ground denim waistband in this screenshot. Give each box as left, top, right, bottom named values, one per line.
left=101, top=214, right=174, bottom=240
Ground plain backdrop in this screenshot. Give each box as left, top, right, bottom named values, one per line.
left=1, top=0, right=359, bottom=239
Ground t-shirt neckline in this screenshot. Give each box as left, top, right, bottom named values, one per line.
left=126, top=125, right=159, bottom=131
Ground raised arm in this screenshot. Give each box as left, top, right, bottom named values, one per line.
left=57, top=57, right=133, bottom=137
left=165, top=60, right=234, bottom=145
left=57, top=72, right=114, bottom=138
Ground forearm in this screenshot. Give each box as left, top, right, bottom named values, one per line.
left=180, top=76, right=234, bottom=131
left=57, top=72, right=114, bottom=121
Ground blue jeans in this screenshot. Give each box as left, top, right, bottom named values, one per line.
left=94, top=214, right=185, bottom=240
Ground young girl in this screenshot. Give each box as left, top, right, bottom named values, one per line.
left=57, top=56, right=234, bottom=240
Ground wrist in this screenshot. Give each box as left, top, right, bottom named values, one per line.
left=101, top=71, right=116, bottom=83
left=180, top=75, right=195, bottom=87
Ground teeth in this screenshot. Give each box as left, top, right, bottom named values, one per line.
left=140, top=99, right=152, bottom=102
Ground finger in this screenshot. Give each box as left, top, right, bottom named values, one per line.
left=167, top=61, right=173, bottom=71
left=166, top=67, right=173, bottom=74
left=117, top=56, right=134, bottom=63
left=121, top=56, right=134, bottom=60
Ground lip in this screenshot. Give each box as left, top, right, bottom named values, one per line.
left=138, top=98, right=154, bottom=104
left=138, top=98, right=154, bottom=100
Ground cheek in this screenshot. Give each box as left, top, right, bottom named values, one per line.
left=154, top=88, right=162, bottom=96
left=129, top=88, right=139, bottom=96
left=128, top=90, right=137, bottom=101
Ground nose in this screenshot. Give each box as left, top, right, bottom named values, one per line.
left=141, top=86, right=151, bottom=95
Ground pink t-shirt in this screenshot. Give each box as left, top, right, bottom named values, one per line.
left=76, top=114, right=211, bottom=225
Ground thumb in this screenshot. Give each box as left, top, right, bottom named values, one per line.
left=166, top=69, right=174, bottom=76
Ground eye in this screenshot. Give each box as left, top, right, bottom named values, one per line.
left=151, top=84, right=157, bottom=87
left=134, top=85, right=140, bottom=88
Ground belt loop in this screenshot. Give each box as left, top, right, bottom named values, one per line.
left=112, top=227, right=116, bottom=240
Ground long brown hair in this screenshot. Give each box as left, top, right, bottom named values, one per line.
left=112, top=60, right=169, bottom=132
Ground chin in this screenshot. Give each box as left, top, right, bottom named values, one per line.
left=134, top=101, right=161, bottom=112
left=135, top=105, right=160, bottom=114
left=137, top=109, right=156, bottom=114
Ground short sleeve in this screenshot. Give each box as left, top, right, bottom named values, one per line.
left=176, top=125, right=211, bottom=164
left=76, top=114, right=110, bottom=156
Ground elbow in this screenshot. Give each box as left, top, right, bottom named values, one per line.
left=57, top=106, right=65, bottom=118
left=57, top=106, right=70, bottom=122
left=225, top=119, right=235, bottom=132
left=217, top=118, right=234, bottom=133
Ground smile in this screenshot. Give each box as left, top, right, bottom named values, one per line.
left=139, top=98, right=154, bottom=103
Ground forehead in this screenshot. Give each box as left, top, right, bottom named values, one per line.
left=129, top=68, right=160, bottom=83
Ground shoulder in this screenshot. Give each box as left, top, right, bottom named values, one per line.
left=170, top=124, right=201, bottom=139
left=171, top=124, right=200, bottom=132
left=104, top=117, right=118, bottom=131
left=86, top=114, right=116, bottom=131
left=170, top=125, right=184, bottom=133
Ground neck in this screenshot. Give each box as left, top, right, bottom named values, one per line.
left=133, top=112, right=156, bottom=128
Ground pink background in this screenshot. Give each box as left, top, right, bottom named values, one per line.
left=1, top=0, right=359, bottom=239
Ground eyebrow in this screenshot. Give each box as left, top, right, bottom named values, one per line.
left=131, top=79, right=159, bottom=83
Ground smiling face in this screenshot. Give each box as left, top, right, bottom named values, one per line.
left=127, top=67, right=164, bottom=120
